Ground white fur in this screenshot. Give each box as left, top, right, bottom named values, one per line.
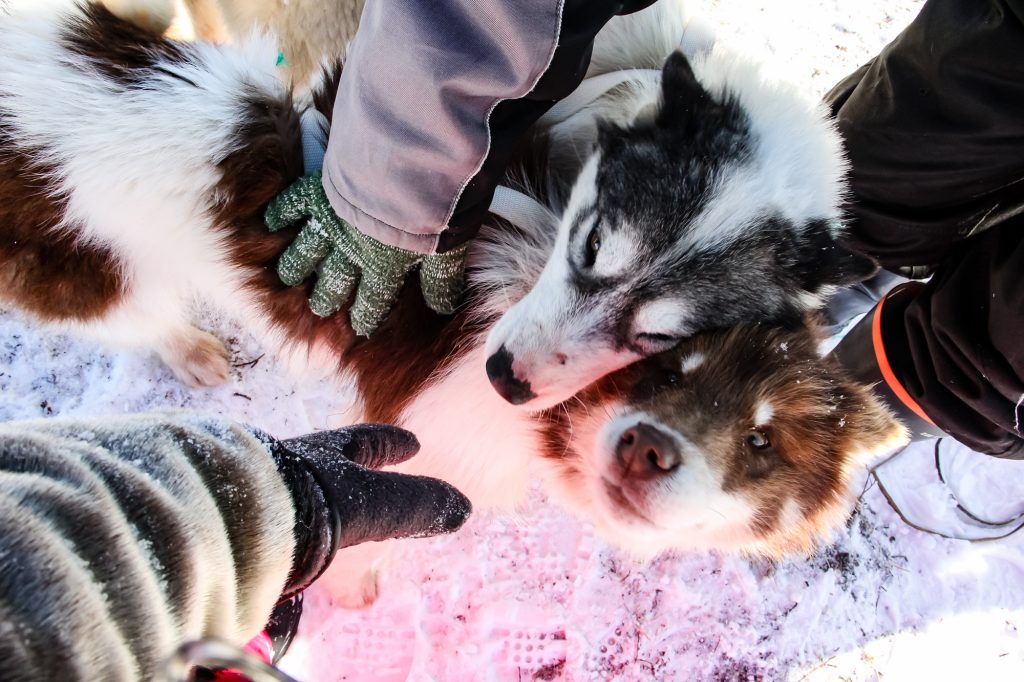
left=754, top=401, right=774, bottom=426
left=389, top=347, right=538, bottom=513
left=1, top=2, right=884, bottom=606
left=777, top=498, right=805, bottom=532
left=484, top=154, right=645, bottom=410
left=680, top=352, right=706, bottom=373
left=589, top=222, right=639, bottom=279
left=635, top=299, right=694, bottom=339
left=663, top=44, right=848, bottom=256
left=588, top=0, right=689, bottom=77
left=487, top=27, right=849, bottom=409
left=0, top=4, right=292, bottom=383
left=322, top=343, right=542, bottom=605
left=556, top=408, right=759, bottom=559
left=692, top=45, right=849, bottom=224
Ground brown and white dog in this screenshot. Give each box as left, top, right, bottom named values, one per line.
left=0, top=1, right=907, bottom=604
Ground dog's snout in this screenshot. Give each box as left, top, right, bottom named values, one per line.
left=616, top=423, right=682, bottom=478
left=485, top=345, right=537, bottom=405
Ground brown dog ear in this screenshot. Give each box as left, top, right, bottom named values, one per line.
left=828, top=359, right=910, bottom=465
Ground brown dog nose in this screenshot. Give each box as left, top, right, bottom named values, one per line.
left=616, top=423, right=682, bottom=478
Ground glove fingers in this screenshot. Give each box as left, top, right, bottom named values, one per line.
left=309, top=251, right=359, bottom=317
left=419, top=249, right=467, bottom=315
left=330, top=467, right=472, bottom=549
left=348, top=269, right=408, bottom=337
left=264, top=175, right=323, bottom=231
left=279, top=424, right=420, bottom=469
left=276, top=226, right=333, bottom=286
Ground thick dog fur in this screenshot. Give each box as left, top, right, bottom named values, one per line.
left=0, top=2, right=907, bottom=605
left=483, top=5, right=878, bottom=410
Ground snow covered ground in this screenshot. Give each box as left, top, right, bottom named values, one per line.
left=4, top=0, right=1024, bottom=680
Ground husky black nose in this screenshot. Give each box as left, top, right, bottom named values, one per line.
left=485, top=346, right=536, bottom=405
left=617, top=423, right=682, bottom=478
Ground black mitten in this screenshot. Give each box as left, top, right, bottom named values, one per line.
left=270, top=424, right=471, bottom=599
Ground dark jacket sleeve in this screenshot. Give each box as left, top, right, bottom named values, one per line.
left=0, top=413, right=296, bottom=681
left=321, top=0, right=655, bottom=254
left=826, top=0, right=1024, bottom=271
left=878, top=225, right=1024, bottom=458
left=826, top=0, right=1024, bottom=457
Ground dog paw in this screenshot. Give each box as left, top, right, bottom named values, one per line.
left=317, top=542, right=392, bottom=608
left=160, top=328, right=231, bottom=388
left=331, top=568, right=380, bottom=609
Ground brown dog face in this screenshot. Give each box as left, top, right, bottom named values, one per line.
left=539, top=322, right=907, bottom=559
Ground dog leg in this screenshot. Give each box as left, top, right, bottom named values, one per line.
left=156, top=326, right=232, bottom=388
left=317, top=540, right=394, bottom=609
left=182, top=0, right=230, bottom=42
left=99, top=0, right=178, bottom=34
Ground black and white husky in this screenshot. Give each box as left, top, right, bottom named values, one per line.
left=483, top=4, right=877, bottom=410
left=0, top=1, right=904, bottom=605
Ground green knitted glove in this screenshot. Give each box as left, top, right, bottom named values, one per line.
left=265, top=173, right=467, bottom=337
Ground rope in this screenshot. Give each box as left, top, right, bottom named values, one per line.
left=868, top=439, right=1024, bottom=542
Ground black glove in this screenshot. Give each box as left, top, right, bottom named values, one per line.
left=270, top=424, right=471, bottom=599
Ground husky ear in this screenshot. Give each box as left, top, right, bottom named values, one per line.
left=596, top=119, right=627, bottom=155
left=656, top=50, right=716, bottom=128
left=795, top=220, right=879, bottom=288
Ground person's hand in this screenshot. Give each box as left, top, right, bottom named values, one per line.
left=265, top=173, right=467, bottom=336
left=271, top=423, right=471, bottom=598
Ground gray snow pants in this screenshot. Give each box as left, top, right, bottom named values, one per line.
left=322, top=0, right=655, bottom=254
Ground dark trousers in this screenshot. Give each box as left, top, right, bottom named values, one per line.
left=827, top=0, right=1024, bottom=457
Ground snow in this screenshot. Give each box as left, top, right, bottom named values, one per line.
left=3, top=0, right=1024, bottom=680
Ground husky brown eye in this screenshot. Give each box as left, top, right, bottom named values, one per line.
left=584, top=227, right=601, bottom=266
left=746, top=430, right=770, bottom=450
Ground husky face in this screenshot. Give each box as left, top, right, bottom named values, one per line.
left=484, top=51, right=876, bottom=409
left=538, top=323, right=906, bottom=559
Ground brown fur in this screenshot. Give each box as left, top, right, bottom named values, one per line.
left=0, top=4, right=199, bottom=324
left=541, top=321, right=906, bottom=557
left=0, top=125, right=126, bottom=322
left=213, top=60, right=485, bottom=423
left=1, top=9, right=903, bottom=558
left=0, top=5, right=269, bottom=333
left=63, top=4, right=191, bottom=87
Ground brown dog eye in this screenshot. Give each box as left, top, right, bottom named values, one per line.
left=746, top=430, right=770, bottom=450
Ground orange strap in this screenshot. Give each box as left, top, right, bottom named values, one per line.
left=872, top=292, right=936, bottom=426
